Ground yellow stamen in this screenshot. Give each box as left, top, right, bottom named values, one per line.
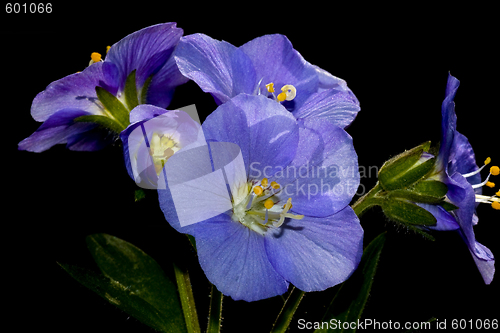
left=264, top=199, right=274, bottom=209
left=486, top=181, right=495, bottom=188
left=496, top=191, right=500, bottom=197
left=277, top=92, right=287, bottom=102
left=271, top=181, right=280, bottom=189
left=106, top=46, right=111, bottom=53
left=490, top=166, right=500, bottom=176
left=261, top=178, right=268, bottom=187
left=265, top=83, right=274, bottom=93
left=492, top=201, right=500, bottom=210
left=91, top=52, right=102, bottom=63
left=485, top=157, right=491, bottom=165
left=253, top=186, right=263, bottom=195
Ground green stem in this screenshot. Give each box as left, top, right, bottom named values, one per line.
left=206, top=284, right=224, bottom=333
left=270, top=286, right=305, bottom=333
left=173, top=262, right=201, bottom=333
left=351, top=182, right=384, bottom=217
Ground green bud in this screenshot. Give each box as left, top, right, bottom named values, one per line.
left=381, top=198, right=437, bottom=226
left=378, top=141, right=435, bottom=191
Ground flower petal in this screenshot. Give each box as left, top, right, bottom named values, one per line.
left=292, top=89, right=360, bottom=128
left=31, top=62, right=109, bottom=122
left=202, top=94, right=299, bottom=179
left=174, top=34, right=256, bottom=104
left=105, top=22, right=183, bottom=92
left=265, top=206, right=363, bottom=292
left=415, top=203, right=460, bottom=231
left=449, top=131, right=481, bottom=192
left=194, top=215, right=289, bottom=301
left=240, top=34, right=318, bottom=111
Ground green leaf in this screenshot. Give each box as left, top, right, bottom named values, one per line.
left=173, top=262, right=201, bottom=333
left=315, top=232, right=387, bottom=333
left=95, top=86, right=130, bottom=129
left=84, top=233, right=187, bottom=333
left=74, top=114, right=124, bottom=134
left=124, top=70, right=139, bottom=110
left=378, top=141, right=433, bottom=191
left=206, top=284, right=224, bottom=333
left=271, top=286, right=306, bottom=333
left=382, top=198, right=437, bottom=226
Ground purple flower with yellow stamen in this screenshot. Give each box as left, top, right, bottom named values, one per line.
left=158, top=94, right=363, bottom=301
left=19, top=23, right=188, bottom=152
left=174, top=33, right=360, bottom=129
left=418, top=73, right=497, bottom=284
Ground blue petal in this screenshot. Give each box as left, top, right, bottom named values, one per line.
left=458, top=230, right=495, bottom=284
left=265, top=206, right=363, bottom=292
left=193, top=214, right=289, bottom=301
left=202, top=94, right=299, bottom=179
left=30, top=62, right=109, bottom=122
left=18, top=108, right=104, bottom=152
left=240, top=34, right=318, bottom=111
left=174, top=34, right=256, bottom=104
left=105, top=22, right=183, bottom=93
left=415, top=203, right=460, bottom=231
left=270, top=118, right=359, bottom=217
left=292, top=89, right=360, bottom=128
left=448, top=131, right=481, bottom=191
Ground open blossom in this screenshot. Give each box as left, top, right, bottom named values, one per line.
left=419, top=74, right=497, bottom=284
left=19, top=23, right=187, bottom=152
left=174, top=33, right=360, bottom=129
left=158, top=94, right=363, bottom=301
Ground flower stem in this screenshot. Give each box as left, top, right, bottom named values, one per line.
left=173, top=262, right=201, bottom=333
left=270, top=286, right=305, bottom=333
left=206, top=284, right=224, bottom=333
left=351, top=182, right=384, bottom=217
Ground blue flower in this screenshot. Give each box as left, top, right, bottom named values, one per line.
left=174, top=33, right=360, bottom=129
left=158, top=94, right=363, bottom=301
left=418, top=73, right=498, bottom=284
left=19, top=23, right=188, bottom=152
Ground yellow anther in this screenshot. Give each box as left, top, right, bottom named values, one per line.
left=492, top=201, right=500, bottom=210
left=486, top=181, right=495, bottom=188
left=106, top=46, right=111, bottom=53
left=264, top=199, right=274, bottom=210
left=265, top=83, right=275, bottom=93
left=496, top=191, right=500, bottom=197
left=271, top=181, right=280, bottom=189
left=490, top=166, right=500, bottom=176
left=253, top=186, right=263, bottom=195
left=91, top=52, right=102, bottom=63
left=261, top=178, right=268, bottom=187
left=485, top=157, right=491, bottom=165
left=277, top=92, right=287, bottom=102
left=280, top=84, right=297, bottom=101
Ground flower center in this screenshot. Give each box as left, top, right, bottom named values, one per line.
left=149, top=132, right=181, bottom=175
left=462, top=157, right=500, bottom=210
left=231, top=178, right=304, bottom=235
left=256, top=81, right=297, bottom=104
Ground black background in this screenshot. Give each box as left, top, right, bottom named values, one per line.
left=3, top=3, right=499, bottom=332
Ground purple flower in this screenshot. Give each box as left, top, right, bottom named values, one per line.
left=19, top=23, right=188, bottom=152
left=174, top=33, right=360, bottom=129
left=158, top=94, right=363, bottom=301
left=419, top=73, right=498, bottom=284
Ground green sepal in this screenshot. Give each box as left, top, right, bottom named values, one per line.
left=124, top=70, right=139, bottom=111
left=378, top=141, right=434, bottom=191
left=140, top=74, right=154, bottom=104
left=439, top=201, right=459, bottom=212
left=388, top=179, right=448, bottom=204
left=134, top=189, right=146, bottom=202
left=381, top=198, right=437, bottom=226
left=74, top=114, right=124, bottom=134
left=95, top=86, right=130, bottom=129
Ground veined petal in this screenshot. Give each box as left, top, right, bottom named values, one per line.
left=202, top=94, right=299, bottom=179
left=265, top=206, right=363, bottom=292
left=240, top=34, right=318, bottom=111
left=31, top=62, right=109, bottom=122
left=292, top=89, right=360, bottom=128
left=105, top=22, right=183, bottom=92
left=415, top=203, right=460, bottom=231
left=449, top=131, right=481, bottom=192
left=194, top=215, right=289, bottom=301
left=146, top=55, right=189, bottom=108
left=174, top=33, right=256, bottom=104
left=272, top=118, right=359, bottom=217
